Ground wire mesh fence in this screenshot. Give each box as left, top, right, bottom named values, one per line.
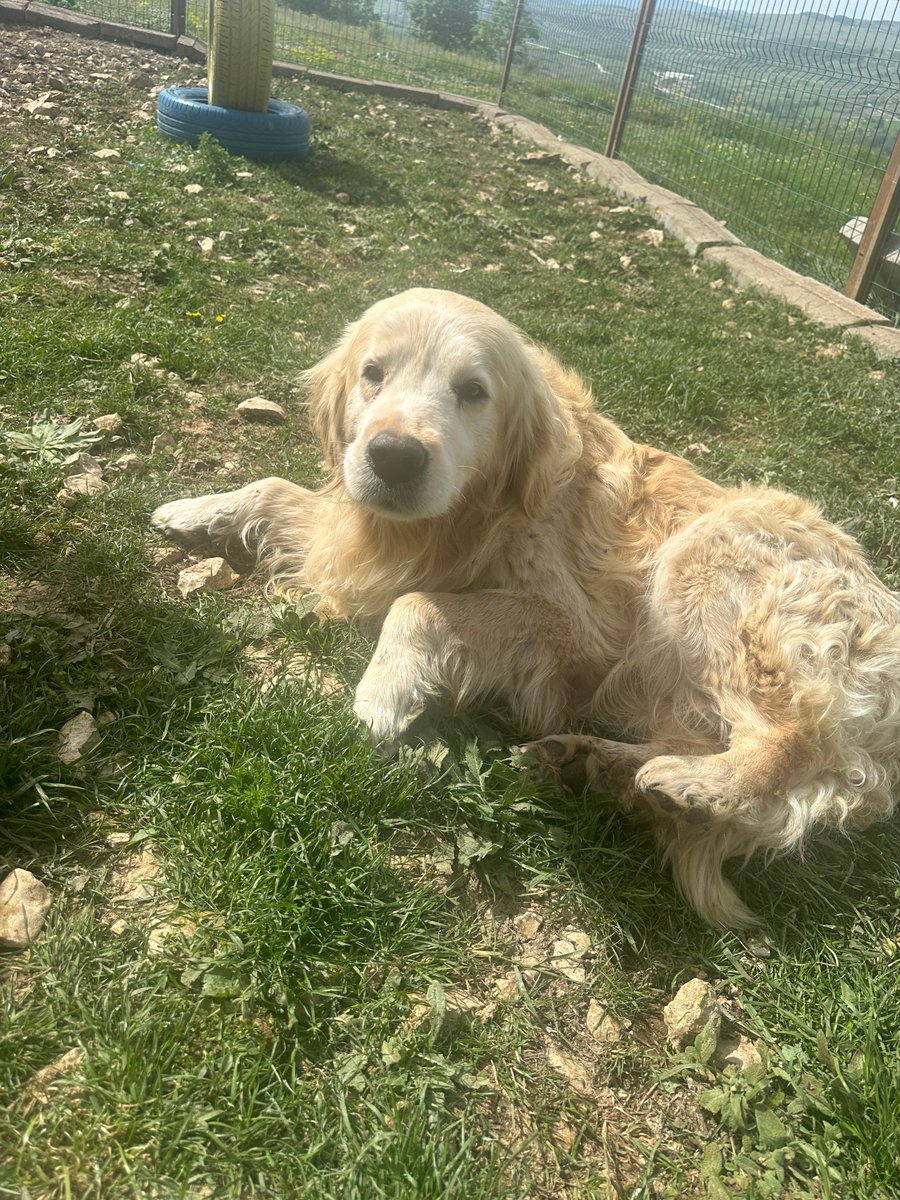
left=35, top=0, right=900, bottom=313
left=195, top=1, right=508, bottom=99
left=615, top=0, right=900, bottom=306
left=501, top=0, right=900, bottom=311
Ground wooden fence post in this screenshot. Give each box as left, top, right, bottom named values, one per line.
left=497, top=0, right=525, bottom=106
left=844, top=130, right=900, bottom=306
left=170, top=0, right=187, bottom=36
left=605, top=0, right=657, bottom=160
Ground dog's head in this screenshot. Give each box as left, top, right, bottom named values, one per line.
left=304, top=289, right=580, bottom=521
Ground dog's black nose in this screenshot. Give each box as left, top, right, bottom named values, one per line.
left=367, top=433, right=429, bottom=486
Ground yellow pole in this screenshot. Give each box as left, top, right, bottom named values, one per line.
left=208, top=0, right=275, bottom=112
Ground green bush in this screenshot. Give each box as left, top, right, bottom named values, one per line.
left=282, top=0, right=377, bottom=28
left=406, top=0, right=478, bottom=51
left=472, top=0, right=538, bottom=62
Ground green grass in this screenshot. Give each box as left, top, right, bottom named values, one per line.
left=52, top=0, right=897, bottom=306
left=1, top=29, right=900, bottom=1200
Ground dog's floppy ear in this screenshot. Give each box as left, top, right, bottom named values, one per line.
left=502, top=346, right=584, bottom=519
left=302, top=322, right=358, bottom=469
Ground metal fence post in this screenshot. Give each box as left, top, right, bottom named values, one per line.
left=605, top=0, right=657, bottom=160
left=170, top=0, right=187, bottom=37
left=497, top=0, right=525, bottom=106
left=844, top=131, right=900, bottom=306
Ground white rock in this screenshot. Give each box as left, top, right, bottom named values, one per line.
left=62, top=452, right=103, bottom=477
left=717, top=1035, right=764, bottom=1072
left=23, top=95, right=59, bottom=117
left=126, top=68, right=154, bottom=89
left=551, top=927, right=591, bottom=982
left=58, top=711, right=99, bottom=764
left=110, top=452, right=146, bottom=477
left=444, top=989, right=483, bottom=1023
left=236, top=397, right=286, bottom=424
left=93, top=413, right=124, bottom=434
left=61, top=472, right=106, bottom=498
left=546, top=1044, right=593, bottom=1096
left=146, top=914, right=197, bottom=956
left=153, top=547, right=183, bottom=567
left=492, top=970, right=524, bottom=1002
left=109, top=845, right=160, bottom=905
left=663, top=978, right=721, bottom=1050
left=586, top=998, right=625, bottom=1044
left=177, top=557, right=239, bottom=598
left=512, top=910, right=543, bottom=941
left=0, top=869, right=52, bottom=949
left=27, top=1048, right=84, bottom=1103
left=151, top=433, right=176, bottom=455
left=129, top=352, right=162, bottom=369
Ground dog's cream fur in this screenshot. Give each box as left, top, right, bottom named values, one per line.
left=152, top=288, right=900, bottom=928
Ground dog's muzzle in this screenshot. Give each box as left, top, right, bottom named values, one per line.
left=366, top=433, right=430, bottom=487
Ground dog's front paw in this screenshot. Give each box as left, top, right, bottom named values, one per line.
left=352, top=672, right=428, bottom=753
left=151, top=491, right=259, bottom=571
left=151, top=495, right=223, bottom=548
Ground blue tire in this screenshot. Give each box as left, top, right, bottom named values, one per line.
left=157, top=87, right=310, bottom=162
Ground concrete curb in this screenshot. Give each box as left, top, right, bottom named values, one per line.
left=841, top=323, right=900, bottom=360
left=488, top=111, right=896, bottom=351
left=3, top=0, right=898, bottom=357
left=701, top=246, right=888, bottom=329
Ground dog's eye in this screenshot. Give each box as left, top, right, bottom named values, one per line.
left=362, top=363, right=384, bottom=386
left=457, top=379, right=487, bottom=403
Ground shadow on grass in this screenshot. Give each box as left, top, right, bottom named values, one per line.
left=273, top=149, right=403, bottom=207
left=0, top=513, right=247, bottom=882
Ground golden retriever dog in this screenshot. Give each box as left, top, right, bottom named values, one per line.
left=152, top=288, right=900, bottom=929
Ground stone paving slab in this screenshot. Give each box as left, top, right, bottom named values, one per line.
left=4, top=0, right=100, bottom=33
left=702, top=246, right=888, bottom=329
left=175, top=35, right=206, bottom=64
left=650, top=202, right=741, bottom=257
left=582, top=155, right=648, bottom=193
left=843, top=324, right=900, bottom=360
left=495, top=113, right=564, bottom=155
left=98, top=20, right=176, bottom=50
left=483, top=109, right=893, bottom=343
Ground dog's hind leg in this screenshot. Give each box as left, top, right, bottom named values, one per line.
left=151, top=478, right=319, bottom=572
left=525, top=734, right=769, bottom=928
left=524, top=734, right=763, bottom=928
left=523, top=734, right=662, bottom=804
left=522, top=729, right=801, bottom=826
left=632, top=725, right=814, bottom=824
